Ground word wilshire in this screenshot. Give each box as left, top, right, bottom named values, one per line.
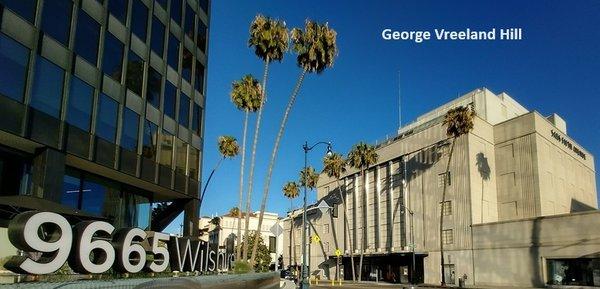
left=4, top=211, right=235, bottom=275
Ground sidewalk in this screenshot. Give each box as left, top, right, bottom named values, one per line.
left=311, top=281, right=543, bottom=289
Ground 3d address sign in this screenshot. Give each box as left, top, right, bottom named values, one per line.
left=4, top=211, right=234, bottom=275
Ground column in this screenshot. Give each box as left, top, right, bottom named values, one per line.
left=183, top=198, right=199, bottom=236
left=31, top=147, right=65, bottom=202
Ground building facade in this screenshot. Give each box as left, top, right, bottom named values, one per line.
left=199, top=211, right=284, bottom=269
left=0, top=0, right=209, bottom=261
left=282, top=88, right=598, bottom=286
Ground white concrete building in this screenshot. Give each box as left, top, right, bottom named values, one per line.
left=199, top=211, right=284, bottom=268
left=282, top=88, right=598, bottom=287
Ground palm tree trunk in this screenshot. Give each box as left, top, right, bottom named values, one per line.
left=242, top=58, right=270, bottom=262
left=336, top=179, right=356, bottom=282
left=199, top=156, right=225, bottom=213
left=250, top=69, right=307, bottom=265
left=439, top=138, right=456, bottom=286
left=358, top=169, right=365, bottom=281
left=236, top=111, right=249, bottom=261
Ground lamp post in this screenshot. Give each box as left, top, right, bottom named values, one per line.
left=301, top=141, right=332, bottom=289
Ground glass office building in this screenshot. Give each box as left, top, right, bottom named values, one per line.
left=0, top=0, right=209, bottom=236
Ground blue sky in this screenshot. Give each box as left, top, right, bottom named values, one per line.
left=165, top=0, right=600, bottom=233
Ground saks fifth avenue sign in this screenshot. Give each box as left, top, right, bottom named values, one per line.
left=4, top=211, right=234, bottom=275
left=551, top=130, right=586, bottom=160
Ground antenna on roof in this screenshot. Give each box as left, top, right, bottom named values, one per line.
left=398, top=70, right=402, bottom=129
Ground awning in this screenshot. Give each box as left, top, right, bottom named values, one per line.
left=329, top=251, right=429, bottom=259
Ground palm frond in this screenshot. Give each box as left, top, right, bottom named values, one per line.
left=218, top=135, right=240, bottom=158
left=248, top=14, right=289, bottom=62
left=230, top=74, right=263, bottom=112
left=443, top=106, right=475, bottom=138
left=292, top=19, right=338, bottom=74
left=282, top=181, right=300, bottom=199
left=299, top=166, right=319, bottom=189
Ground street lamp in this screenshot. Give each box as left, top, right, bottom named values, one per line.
left=301, top=141, right=332, bottom=289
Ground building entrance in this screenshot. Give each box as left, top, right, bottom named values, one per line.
left=547, top=258, right=600, bottom=286
left=341, top=253, right=426, bottom=284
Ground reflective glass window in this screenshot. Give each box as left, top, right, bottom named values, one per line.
left=175, top=138, right=186, bottom=175
left=66, top=77, right=94, bottom=131
left=178, top=93, right=189, bottom=127
left=126, top=50, right=144, bottom=96
left=163, top=81, right=177, bottom=119
left=108, top=0, right=127, bottom=23
left=30, top=57, right=64, bottom=117
left=96, top=94, right=118, bottom=143
left=75, top=9, right=100, bottom=65
left=41, top=0, right=72, bottom=45
left=81, top=176, right=112, bottom=216
left=146, top=67, right=161, bottom=108
left=199, top=0, right=208, bottom=14
left=121, top=108, right=139, bottom=151
left=182, top=48, right=192, bottom=82
left=164, top=81, right=176, bottom=118
left=0, top=0, right=36, bottom=22
left=191, top=103, right=202, bottom=135
left=160, top=130, right=173, bottom=168
left=102, top=32, right=124, bottom=82
left=131, top=0, right=148, bottom=40
left=155, top=0, right=167, bottom=8
left=124, top=192, right=150, bottom=229
left=197, top=20, right=207, bottom=53
left=184, top=4, right=195, bottom=38
left=167, top=34, right=179, bottom=70
left=194, top=60, right=204, bottom=91
left=142, top=119, right=158, bottom=159
left=150, top=17, right=165, bottom=57
left=0, top=33, right=29, bottom=102
left=59, top=173, right=121, bottom=219
left=188, top=147, right=199, bottom=179
left=170, top=0, right=182, bottom=24
left=61, top=171, right=81, bottom=210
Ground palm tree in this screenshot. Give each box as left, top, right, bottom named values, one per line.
left=243, top=15, right=289, bottom=263
left=299, top=166, right=320, bottom=189
left=322, top=152, right=357, bottom=282
left=228, top=207, right=241, bottom=217
left=347, top=142, right=378, bottom=281
left=230, top=74, right=263, bottom=262
left=251, top=19, right=338, bottom=265
left=439, top=106, right=475, bottom=285
left=282, top=181, right=300, bottom=266
left=199, top=136, right=239, bottom=212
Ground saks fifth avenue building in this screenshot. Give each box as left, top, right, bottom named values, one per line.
left=282, top=88, right=599, bottom=287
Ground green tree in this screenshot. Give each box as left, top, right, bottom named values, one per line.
left=230, top=74, right=263, bottom=262
left=251, top=18, right=338, bottom=266
left=347, top=142, right=378, bottom=281
left=237, top=231, right=272, bottom=273
left=283, top=181, right=300, bottom=266
left=283, top=181, right=300, bottom=199
left=439, top=106, right=474, bottom=285
left=299, top=166, right=320, bottom=189
left=199, top=136, right=239, bottom=212
left=244, top=15, right=289, bottom=263
left=322, top=152, right=356, bottom=281
left=228, top=207, right=241, bottom=217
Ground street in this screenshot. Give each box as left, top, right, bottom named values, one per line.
left=281, top=279, right=420, bottom=289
